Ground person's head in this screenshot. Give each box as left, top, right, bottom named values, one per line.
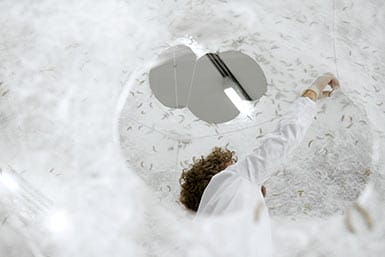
left=179, top=147, right=237, bottom=212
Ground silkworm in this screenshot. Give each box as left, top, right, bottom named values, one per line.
left=345, top=202, right=373, bottom=234
left=341, top=115, right=345, bottom=122
left=342, top=103, right=350, bottom=110
left=345, top=209, right=355, bottom=233
left=308, top=140, right=314, bottom=147
left=354, top=203, right=373, bottom=230
left=359, top=120, right=367, bottom=125
left=178, top=115, right=185, bottom=123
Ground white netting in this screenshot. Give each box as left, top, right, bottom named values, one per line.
left=1, top=0, right=385, bottom=256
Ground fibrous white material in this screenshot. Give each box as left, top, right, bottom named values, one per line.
left=1, top=0, right=385, bottom=257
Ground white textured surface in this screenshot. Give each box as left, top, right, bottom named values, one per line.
left=1, top=0, right=385, bottom=256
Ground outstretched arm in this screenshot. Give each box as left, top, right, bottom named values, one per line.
left=236, top=73, right=340, bottom=185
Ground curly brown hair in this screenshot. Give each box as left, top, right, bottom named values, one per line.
left=179, top=147, right=237, bottom=212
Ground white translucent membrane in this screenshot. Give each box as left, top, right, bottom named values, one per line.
left=1, top=0, right=385, bottom=256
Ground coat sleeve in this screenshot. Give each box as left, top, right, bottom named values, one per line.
left=235, top=96, right=318, bottom=185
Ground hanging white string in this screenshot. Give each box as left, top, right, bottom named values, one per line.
left=332, top=0, right=340, bottom=78
left=174, top=139, right=181, bottom=175
left=173, top=49, right=179, bottom=107
left=185, top=56, right=198, bottom=108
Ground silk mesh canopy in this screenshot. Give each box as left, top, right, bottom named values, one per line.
left=0, top=0, right=385, bottom=256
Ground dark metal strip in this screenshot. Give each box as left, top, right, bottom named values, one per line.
left=207, top=53, right=227, bottom=77
left=212, top=53, right=252, bottom=101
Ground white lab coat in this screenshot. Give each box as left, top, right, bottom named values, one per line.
left=196, top=96, right=317, bottom=257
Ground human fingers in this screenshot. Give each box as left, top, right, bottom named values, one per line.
left=328, top=76, right=340, bottom=89
left=322, top=91, right=332, bottom=97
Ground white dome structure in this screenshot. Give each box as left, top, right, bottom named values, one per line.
left=0, top=0, right=384, bottom=256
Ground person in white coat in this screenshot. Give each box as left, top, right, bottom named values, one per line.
left=179, top=73, right=339, bottom=255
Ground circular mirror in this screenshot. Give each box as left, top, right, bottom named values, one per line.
left=149, top=45, right=268, bottom=123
